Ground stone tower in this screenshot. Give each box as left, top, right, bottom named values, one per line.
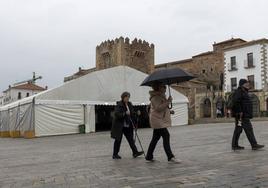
left=96, top=37, right=154, bottom=74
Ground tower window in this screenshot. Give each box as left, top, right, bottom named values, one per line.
left=101, top=52, right=111, bottom=68
left=134, top=51, right=145, bottom=57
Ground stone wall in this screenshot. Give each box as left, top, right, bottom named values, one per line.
left=96, top=37, right=154, bottom=74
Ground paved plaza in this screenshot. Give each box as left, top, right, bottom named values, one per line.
left=0, top=121, right=268, bottom=188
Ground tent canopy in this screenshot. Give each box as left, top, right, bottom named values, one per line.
left=35, top=66, right=188, bottom=105
left=0, top=66, right=189, bottom=138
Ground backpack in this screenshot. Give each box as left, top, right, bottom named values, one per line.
left=226, top=91, right=236, bottom=110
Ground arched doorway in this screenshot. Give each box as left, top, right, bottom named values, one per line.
left=203, top=98, right=211, bottom=118
left=249, top=94, right=260, bottom=117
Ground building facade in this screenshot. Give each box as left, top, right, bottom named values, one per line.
left=1, top=83, right=46, bottom=106
left=156, top=38, right=247, bottom=119
left=224, top=38, right=268, bottom=116
left=0, top=95, right=3, bottom=106
left=224, top=39, right=268, bottom=92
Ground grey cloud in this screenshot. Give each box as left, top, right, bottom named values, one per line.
left=0, top=0, right=268, bottom=91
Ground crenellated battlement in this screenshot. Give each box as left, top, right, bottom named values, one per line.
left=96, top=37, right=154, bottom=74
left=96, top=36, right=154, bottom=50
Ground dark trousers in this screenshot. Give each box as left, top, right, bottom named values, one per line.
left=113, top=127, right=138, bottom=156
left=232, top=118, right=257, bottom=147
left=146, top=128, right=174, bottom=160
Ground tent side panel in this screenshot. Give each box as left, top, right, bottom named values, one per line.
left=35, top=104, right=84, bottom=137
left=0, top=110, right=10, bottom=137
left=9, top=107, right=20, bottom=138
left=171, top=103, right=188, bottom=126
left=20, top=103, right=35, bottom=138
left=85, top=105, right=95, bottom=133
left=0, top=111, right=2, bottom=136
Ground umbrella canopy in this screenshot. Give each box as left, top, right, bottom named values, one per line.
left=140, top=67, right=195, bottom=109
left=140, top=68, right=195, bottom=86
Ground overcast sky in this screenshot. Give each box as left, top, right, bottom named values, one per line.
left=0, top=0, right=267, bottom=92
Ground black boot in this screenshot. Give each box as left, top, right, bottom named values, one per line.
left=252, top=144, right=265, bottom=150
left=145, top=157, right=155, bottom=162
left=232, top=145, right=245, bottom=151
left=112, top=154, right=122, bottom=159
left=133, top=151, right=144, bottom=158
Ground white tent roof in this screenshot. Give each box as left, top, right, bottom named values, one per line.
left=36, top=66, right=188, bottom=105
left=1, top=66, right=188, bottom=109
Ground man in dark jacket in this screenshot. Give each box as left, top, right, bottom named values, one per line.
left=232, top=79, right=265, bottom=150
left=111, top=92, right=144, bottom=159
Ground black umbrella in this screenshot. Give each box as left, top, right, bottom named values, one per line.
left=141, top=68, right=195, bottom=108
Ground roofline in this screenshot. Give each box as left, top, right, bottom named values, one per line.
left=155, top=58, right=193, bottom=67
left=223, top=38, right=268, bottom=51
left=11, top=87, right=46, bottom=91
left=213, top=38, right=247, bottom=46
left=192, top=51, right=214, bottom=58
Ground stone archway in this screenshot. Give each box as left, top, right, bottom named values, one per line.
left=249, top=94, right=260, bottom=117
left=203, top=98, right=212, bottom=118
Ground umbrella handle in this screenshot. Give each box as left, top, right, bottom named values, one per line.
left=168, top=103, right=173, bottom=109
left=168, top=85, right=173, bottom=109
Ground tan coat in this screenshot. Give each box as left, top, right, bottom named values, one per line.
left=149, top=91, right=171, bottom=129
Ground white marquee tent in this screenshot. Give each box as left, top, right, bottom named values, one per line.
left=0, top=66, right=189, bottom=138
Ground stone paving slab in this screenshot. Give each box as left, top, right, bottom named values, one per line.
left=0, top=121, right=268, bottom=188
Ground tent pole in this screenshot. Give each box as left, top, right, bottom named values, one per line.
left=32, top=98, right=35, bottom=132
left=83, top=104, right=86, bottom=125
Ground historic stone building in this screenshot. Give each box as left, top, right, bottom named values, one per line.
left=64, top=67, right=96, bottom=82
left=96, top=37, right=154, bottom=74
left=156, top=38, right=246, bottom=89
left=155, top=38, right=247, bottom=119
left=65, top=37, right=154, bottom=82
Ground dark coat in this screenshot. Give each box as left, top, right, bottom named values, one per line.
left=232, top=87, right=253, bottom=119
left=111, top=101, right=137, bottom=140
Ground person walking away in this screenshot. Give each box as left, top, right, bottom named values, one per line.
left=145, top=83, right=181, bottom=163
left=111, top=92, right=144, bottom=159
left=216, top=108, right=222, bottom=118
left=231, top=79, right=265, bottom=151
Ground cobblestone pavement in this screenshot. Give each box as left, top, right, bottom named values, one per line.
left=0, top=121, right=268, bottom=188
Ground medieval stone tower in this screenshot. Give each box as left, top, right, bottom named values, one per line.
left=96, top=37, right=154, bottom=74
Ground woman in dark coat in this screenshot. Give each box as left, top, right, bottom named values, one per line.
left=111, top=92, right=144, bottom=159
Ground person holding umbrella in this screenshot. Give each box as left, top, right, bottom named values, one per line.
left=145, top=82, right=181, bottom=163
left=141, top=67, right=195, bottom=163
left=111, top=92, right=144, bottom=159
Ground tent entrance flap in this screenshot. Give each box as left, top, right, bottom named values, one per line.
left=95, top=105, right=115, bottom=132
left=95, top=105, right=150, bottom=132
